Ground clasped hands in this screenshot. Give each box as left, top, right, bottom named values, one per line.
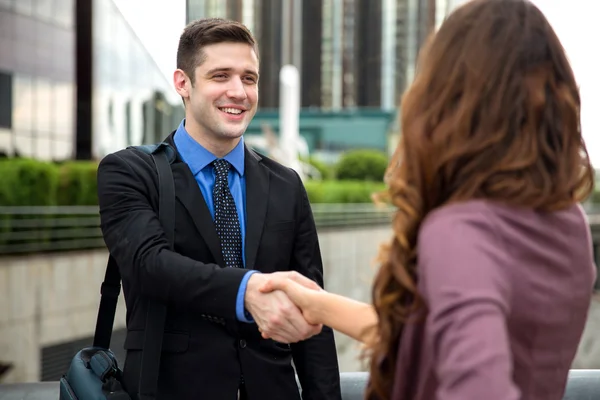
left=244, top=271, right=323, bottom=344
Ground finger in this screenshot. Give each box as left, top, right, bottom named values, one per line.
left=259, top=276, right=289, bottom=294
left=259, top=293, right=301, bottom=341
left=278, top=280, right=311, bottom=311
left=268, top=293, right=308, bottom=342
left=285, top=272, right=322, bottom=290
left=281, top=301, right=317, bottom=341
left=258, top=278, right=276, bottom=293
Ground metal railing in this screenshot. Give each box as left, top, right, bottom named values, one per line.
left=0, top=204, right=395, bottom=255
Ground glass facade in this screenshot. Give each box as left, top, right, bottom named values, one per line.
left=0, top=0, right=75, bottom=160
left=92, top=0, right=183, bottom=158
left=0, top=0, right=183, bottom=161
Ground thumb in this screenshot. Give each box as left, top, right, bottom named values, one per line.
left=258, top=278, right=283, bottom=293
left=286, top=272, right=322, bottom=291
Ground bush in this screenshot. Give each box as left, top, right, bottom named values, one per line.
left=0, top=157, right=387, bottom=207
left=302, top=156, right=334, bottom=180
left=0, top=158, right=59, bottom=206
left=336, top=149, right=388, bottom=182
left=304, top=180, right=386, bottom=204
left=57, top=161, right=99, bottom=206
left=0, top=159, right=61, bottom=247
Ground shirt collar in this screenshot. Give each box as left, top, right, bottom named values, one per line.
left=173, top=119, right=245, bottom=177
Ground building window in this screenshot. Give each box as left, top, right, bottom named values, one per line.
left=12, top=74, right=33, bottom=134
left=0, top=71, right=12, bottom=129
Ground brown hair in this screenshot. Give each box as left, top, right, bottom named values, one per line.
left=366, top=0, right=594, bottom=398
left=177, top=18, right=258, bottom=85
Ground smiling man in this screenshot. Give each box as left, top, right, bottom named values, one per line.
left=96, top=18, right=341, bottom=400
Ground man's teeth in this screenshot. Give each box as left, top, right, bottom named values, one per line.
left=220, top=107, right=243, bottom=115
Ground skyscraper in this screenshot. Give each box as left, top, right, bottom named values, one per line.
left=185, top=0, right=433, bottom=110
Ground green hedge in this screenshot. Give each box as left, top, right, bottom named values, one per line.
left=0, top=158, right=99, bottom=207
left=0, top=157, right=390, bottom=207
left=0, top=158, right=60, bottom=206
left=336, top=149, right=388, bottom=182
left=57, top=161, right=100, bottom=206
left=304, top=180, right=386, bottom=204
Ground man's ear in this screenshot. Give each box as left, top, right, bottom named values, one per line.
left=174, top=69, right=191, bottom=99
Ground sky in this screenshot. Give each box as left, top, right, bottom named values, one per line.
left=112, top=0, right=186, bottom=84
left=531, top=0, right=600, bottom=167
left=113, top=0, right=600, bottom=166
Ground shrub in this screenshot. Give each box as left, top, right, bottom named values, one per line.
left=0, top=158, right=59, bottom=206
left=57, top=161, right=99, bottom=206
left=304, top=180, right=386, bottom=204
left=302, top=156, right=334, bottom=180
left=336, top=149, right=388, bottom=182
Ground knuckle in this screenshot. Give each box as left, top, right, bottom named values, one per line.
left=269, top=315, right=282, bottom=327
left=279, top=303, right=293, bottom=315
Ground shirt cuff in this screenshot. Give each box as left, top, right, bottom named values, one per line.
left=236, top=270, right=260, bottom=323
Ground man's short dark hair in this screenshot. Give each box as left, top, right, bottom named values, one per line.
left=177, top=18, right=258, bottom=85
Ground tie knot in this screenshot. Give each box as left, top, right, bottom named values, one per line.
left=213, top=159, right=231, bottom=179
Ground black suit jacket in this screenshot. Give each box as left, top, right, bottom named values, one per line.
left=96, top=133, right=342, bottom=400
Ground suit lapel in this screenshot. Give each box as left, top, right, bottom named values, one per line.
left=171, top=162, right=225, bottom=266
left=165, top=133, right=225, bottom=267
left=244, top=147, right=269, bottom=270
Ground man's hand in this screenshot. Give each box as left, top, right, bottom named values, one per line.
left=245, top=272, right=322, bottom=343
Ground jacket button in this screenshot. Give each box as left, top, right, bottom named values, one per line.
left=239, top=339, right=247, bottom=348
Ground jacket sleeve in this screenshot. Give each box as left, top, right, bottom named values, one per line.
left=289, top=172, right=342, bottom=400
left=97, top=151, right=248, bottom=319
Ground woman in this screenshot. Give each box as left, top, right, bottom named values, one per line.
left=260, top=0, right=597, bottom=399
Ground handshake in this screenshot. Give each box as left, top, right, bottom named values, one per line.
left=244, top=271, right=325, bottom=344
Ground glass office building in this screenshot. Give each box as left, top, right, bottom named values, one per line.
left=92, top=0, right=183, bottom=158
left=0, top=0, right=183, bottom=161
left=0, top=0, right=75, bottom=160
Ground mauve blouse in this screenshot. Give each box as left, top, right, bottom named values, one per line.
left=390, top=200, right=597, bottom=400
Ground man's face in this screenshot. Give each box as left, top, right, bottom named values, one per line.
left=183, top=42, right=259, bottom=142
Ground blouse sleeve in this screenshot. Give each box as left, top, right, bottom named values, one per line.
left=417, top=209, right=521, bottom=400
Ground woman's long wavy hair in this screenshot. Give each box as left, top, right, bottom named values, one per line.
left=365, top=0, right=594, bottom=398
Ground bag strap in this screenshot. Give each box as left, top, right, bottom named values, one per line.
left=138, top=146, right=175, bottom=400
left=92, top=255, right=121, bottom=349
left=92, top=143, right=176, bottom=400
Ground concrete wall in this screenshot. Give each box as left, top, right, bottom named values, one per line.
left=1, top=225, right=599, bottom=383
left=0, top=250, right=127, bottom=383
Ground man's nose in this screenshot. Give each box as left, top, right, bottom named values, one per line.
left=226, top=78, right=248, bottom=100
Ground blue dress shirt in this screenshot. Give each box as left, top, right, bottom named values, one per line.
left=174, top=119, right=257, bottom=323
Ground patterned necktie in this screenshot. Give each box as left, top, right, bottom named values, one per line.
left=212, top=159, right=243, bottom=268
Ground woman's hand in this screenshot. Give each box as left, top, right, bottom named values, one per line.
left=258, top=272, right=324, bottom=331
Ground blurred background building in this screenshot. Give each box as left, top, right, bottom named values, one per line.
left=185, top=0, right=435, bottom=160
left=0, top=0, right=183, bottom=162
left=186, top=0, right=434, bottom=110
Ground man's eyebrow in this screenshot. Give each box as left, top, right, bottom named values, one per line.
left=206, top=67, right=259, bottom=78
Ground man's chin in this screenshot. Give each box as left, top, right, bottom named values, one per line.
left=218, top=129, right=246, bottom=140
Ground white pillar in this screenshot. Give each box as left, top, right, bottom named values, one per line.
left=279, top=65, right=303, bottom=177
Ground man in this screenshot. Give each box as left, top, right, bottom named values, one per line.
left=97, top=18, right=342, bottom=400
